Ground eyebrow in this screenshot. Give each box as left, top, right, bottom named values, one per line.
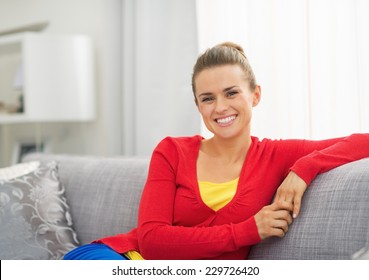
left=198, top=85, right=238, bottom=97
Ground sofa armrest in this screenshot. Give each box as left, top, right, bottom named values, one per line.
left=248, top=158, right=369, bottom=259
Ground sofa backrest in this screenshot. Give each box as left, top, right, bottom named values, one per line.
left=23, top=153, right=369, bottom=259
left=23, top=153, right=150, bottom=245
left=248, top=158, right=369, bottom=259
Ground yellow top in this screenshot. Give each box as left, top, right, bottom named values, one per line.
left=198, top=177, right=239, bottom=211
left=124, top=178, right=239, bottom=260
left=125, top=250, right=145, bottom=260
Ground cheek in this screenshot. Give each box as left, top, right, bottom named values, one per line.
left=240, top=96, right=254, bottom=109
left=198, top=105, right=212, bottom=118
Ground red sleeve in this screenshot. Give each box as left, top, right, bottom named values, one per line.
left=137, top=138, right=260, bottom=260
left=288, top=133, right=369, bottom=185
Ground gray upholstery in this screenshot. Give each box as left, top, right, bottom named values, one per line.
left=22, top=153, right=149, bottom=245
left=21, top=153, right=369, bottom=259
left=248, top=158, right=369, bottom=259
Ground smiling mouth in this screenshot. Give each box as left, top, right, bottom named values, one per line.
left=215, top=115, right=237, bottom=126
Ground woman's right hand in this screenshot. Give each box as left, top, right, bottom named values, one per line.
left=254, top=201, right=293, bottom=240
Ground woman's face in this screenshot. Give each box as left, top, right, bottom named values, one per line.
left=194, top=64, right=260, bottom=140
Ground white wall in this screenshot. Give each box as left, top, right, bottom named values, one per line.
left=121, top=0, right=200, bottom=156
left=0, top=0, right=123, bottom=167
left=196, top=0, right=369, bottom=141
left=0, top=0, right=201, bottom=167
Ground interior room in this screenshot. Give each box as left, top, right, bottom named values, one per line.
left=1, top=0, right=368, bottom=167
left=0, top=0, right=201, bottom=168
left=1, top=0, right=369, bottom=265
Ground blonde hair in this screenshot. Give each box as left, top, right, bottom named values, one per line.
left=191, top=42, right=257, bottom=100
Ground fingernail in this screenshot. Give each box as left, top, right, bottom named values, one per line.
left=293, top=213, right=297, bottom=219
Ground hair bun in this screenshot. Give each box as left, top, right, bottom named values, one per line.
left=192, top=41, right=257, bottom=95
left=217, top=42, right=246, bottom=56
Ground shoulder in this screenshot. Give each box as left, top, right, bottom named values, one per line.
left=156, top=135, right=202, bottom=148
left=253, top=135, right=308, bottom=145
left=149, top=135, right=202, bottom=172
left=161, top=135, right=203, bottom=145
left=251, top=136, right=279, bottom=149
left=250, top=136, right=308, bottom=153
left=153, top=135, right=203, bottom=157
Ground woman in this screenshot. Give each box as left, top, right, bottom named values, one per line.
left=64, top=42, right=369, bottom=260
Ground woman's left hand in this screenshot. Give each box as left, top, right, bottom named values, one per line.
left=274, top=171, right=307, bottom=219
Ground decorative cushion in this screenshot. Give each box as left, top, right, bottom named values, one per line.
left=352, top=245, right=369, bottom=260
left=0, top=161, right=40, bottom=181
left=0, top=161, right=80, bottom=259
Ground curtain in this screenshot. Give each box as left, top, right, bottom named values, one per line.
left=121, top=0, right=200, bottom=155
left=196, top=0, right=369, bottom=140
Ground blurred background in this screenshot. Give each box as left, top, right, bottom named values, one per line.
left=0, top=0, right=368, bottom=168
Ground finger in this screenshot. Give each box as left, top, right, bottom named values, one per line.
left=273, top=189, right=282, bottom=202
left=274, top=210, right=293, bottom=225
left=275, top=229, right=286, bottom=238
left=272, top=219, right=289, bottom=234
left=275, top=188, right=294, bottom=205
left=284, top=191, right=295, bottom=204
left=293, top=195, right=302, bottom=219
left=273, top=200, right=293, bottom=212
left=267, top=227, right=286, bottom=238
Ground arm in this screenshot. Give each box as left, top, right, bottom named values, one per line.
left=275, top=133, right=369, bottom=218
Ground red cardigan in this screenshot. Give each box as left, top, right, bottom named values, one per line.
left=96, top=134, right=369, bottom=259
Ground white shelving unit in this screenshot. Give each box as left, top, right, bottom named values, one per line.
left=0, top=32, right=95, bottom=123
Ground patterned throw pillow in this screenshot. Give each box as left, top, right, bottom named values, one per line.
left=0, top=161, right=40, bottom=181
left=352, top=246, right=369, bottom=260
left=0, top=161, right=80, bottom=259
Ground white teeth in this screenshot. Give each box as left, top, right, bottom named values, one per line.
left=216, top=115, right=236, bottom=124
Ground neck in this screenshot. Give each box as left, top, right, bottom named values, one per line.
left=202, top=131, right=252, bottom=164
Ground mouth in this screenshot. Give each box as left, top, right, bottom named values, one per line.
left=214, top=115, right=237, bottom=126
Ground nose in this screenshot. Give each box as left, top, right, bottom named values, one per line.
left=215, top=97, right=228, bottom=114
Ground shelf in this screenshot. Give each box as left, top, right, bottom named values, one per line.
left=0, top=113, right=93, bottom=124
left=0, top=32, right=96, bottom=124
left=0, top=114, right=28, bottom=124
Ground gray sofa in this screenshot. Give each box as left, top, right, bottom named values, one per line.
left=19, top=153, right=369, bottom=260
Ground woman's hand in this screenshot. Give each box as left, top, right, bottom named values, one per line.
left=274, top=171, right=307, bottom=219
left=254, top=201, right=293, bottom=240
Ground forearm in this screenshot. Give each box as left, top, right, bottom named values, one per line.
left=291, top=133, right=369, bottom=185
left=137, top=217, right=260, bottom=260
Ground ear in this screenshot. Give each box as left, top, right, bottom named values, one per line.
left=252, top=85, right=261, bottom=107
left=194, top=98, right=199, bottom=108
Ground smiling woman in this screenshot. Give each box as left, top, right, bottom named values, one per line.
left=63, top=42, right=369, bottom=260
left=192, top=43, right=260, bottom=145
left=194, top=64, right=260, bottom=141
left=191, top=43, right=261, bottom=184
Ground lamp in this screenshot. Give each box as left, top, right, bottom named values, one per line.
left=1, top=32, right=95, bottom=122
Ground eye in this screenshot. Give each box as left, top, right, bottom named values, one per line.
left=226, top=91, right=238, bottom=97
left=200, top=96, right=214, bottom=103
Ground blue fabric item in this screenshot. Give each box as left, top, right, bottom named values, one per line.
left=63, top=243, right=129, bottom=260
